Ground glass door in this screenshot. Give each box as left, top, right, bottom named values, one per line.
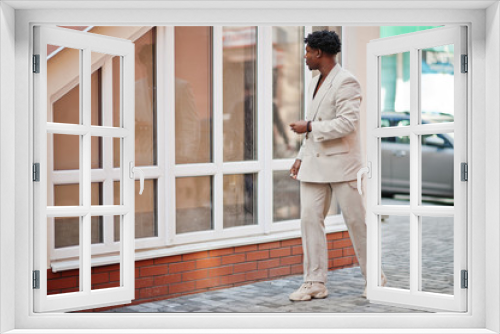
left=365, top=26, right=467, bottom=312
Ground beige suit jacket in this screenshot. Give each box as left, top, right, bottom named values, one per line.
left=297, top=64, right=363, bottom=183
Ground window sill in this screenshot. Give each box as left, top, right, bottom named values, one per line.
left=51, top=219, right=348, bottom=272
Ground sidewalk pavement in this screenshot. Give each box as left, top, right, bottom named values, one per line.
left=107, top=266, right=427, bottom=313
left=107, top=197, right=452, bottom=313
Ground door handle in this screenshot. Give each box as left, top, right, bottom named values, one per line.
left=129, top=162, right=145, bottom=195
left=357, top=161, right=372, bottom=195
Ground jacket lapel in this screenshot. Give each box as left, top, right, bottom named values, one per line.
left=307, top=64, right=342, bottom=120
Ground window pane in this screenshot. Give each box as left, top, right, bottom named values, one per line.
left=135, top=180, right=158, bottom=239
left=272, top=27, right=304, bottom=159
left=176, top=176, right=213, bottom=234
left=421, top=133, right=454, bottom=204
left=381, top=215, right=410, bottom=290
left=93, top=215, right=121, bottom=290
left=381, top=136, right=410, bottom=203
left=48, top=217, right=80, bottom=295
left=112, top=56, right=122, bottom=128
left=114, top=180, right=157, bottom=239
left=223, top=174, right=257, bottom=228
left=421, top=216, right=454, bottom=295
left=49, top=45, right=80, bottom=125
left=175, top=27, right=212, bottom=164
left=223, top=26, right=257, bottom=162
left=420, top=45, right=454, bottom=124
left=54, top=184, right=79, bottom=207
left=91, top=136, right=102, bottom=170
left=53, top=134, right=79, bottom=170
left=380, top=52, right=410, bottom=121
left=273, top=171, right=300, bottom=222
left=135, top=28, right=157, bottom=166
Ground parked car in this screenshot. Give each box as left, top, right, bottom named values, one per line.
left=380, top=111, right=454, bottom=198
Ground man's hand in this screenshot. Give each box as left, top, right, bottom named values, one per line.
left=289, top=121, right=309, bottom=134
left=289, top=159, right=302, bottom=180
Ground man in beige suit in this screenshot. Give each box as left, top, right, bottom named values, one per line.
left=289, top=30, right=385, bottom=301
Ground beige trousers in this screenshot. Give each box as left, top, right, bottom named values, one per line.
left=300, top=180, right=367, bottom=283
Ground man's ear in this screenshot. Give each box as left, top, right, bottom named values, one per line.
left=316, top=50, right=322, bottom=58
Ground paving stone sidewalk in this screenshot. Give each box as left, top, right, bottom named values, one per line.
left=107, top=266, right=427, bottom=313
left=108, top=197, right=451, bottom=313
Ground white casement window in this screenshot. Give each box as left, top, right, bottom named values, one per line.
left=34, top=25, right=137, bottom=312
left=47, top=26, right=165, bottom=271
left=365, top=26, right=467, bottom=311
left=7, top=4, right=494, bottom=331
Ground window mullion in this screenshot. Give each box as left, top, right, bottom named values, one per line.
left=155, top=27, right=167, bottom=247
left=213, top=26, right=224, bottom=235
left=164, top=26, right=176, bottom=244
left=101, top=57, right=114, bottom=247
left=260, top=26, right=273, bottom=234
left=81, top=47, right=92, bottom=293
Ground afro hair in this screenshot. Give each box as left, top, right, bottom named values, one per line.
left=304, top=30, right=341, bottom=55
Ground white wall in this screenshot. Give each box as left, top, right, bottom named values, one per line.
left=485, top=2, right=500, bottom=333
left=0, top=2, right=16, bottom=334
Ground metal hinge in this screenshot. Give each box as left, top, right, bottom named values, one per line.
left=461, top=270, right=468, bottom=289
left=461, top=54, right=468, bottom=73
left=33, top=163, right=40, bottom=182
left=33, top=54, right=40, bottom=73
left=33, top=270, right=40, bottom=289
left=461, top=163, right=468, bottom=181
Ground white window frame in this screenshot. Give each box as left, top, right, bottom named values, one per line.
left=48, top=26, right=166, bottom=266
left=3, top=2, right=498, bottom=333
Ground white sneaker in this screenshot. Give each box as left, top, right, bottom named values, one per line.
left=289, top=281, right=328, bottom=301
left=362, top=274, right=387, bottom=298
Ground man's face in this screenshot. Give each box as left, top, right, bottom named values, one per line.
left=304, top=45, right=320, bottom=71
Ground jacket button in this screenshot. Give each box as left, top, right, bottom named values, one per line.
left=319, top=117, right=322, bottom=121
left=316, top=153, right=320, bottom=157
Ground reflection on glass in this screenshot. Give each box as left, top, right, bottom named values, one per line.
left=49, top=45, right=80, bottom=125
left=90, top=63, right=102, bottom=127
left=114, top=180, right=157, bottom=239
left=51, top=65, right=100, bottom=126
left=381, top=215, right=410, bottom=289
left=54, top=216, right=102, bottom=248
left=272, top=27, right=304, bottom=159
left=54, top=184, right=79, bottom=206
left=421, top=133, right=454, bottom=204
left=421, top=216, right=454, bottom=295
left=380, top=52, right=410, bottom=124
left=112, top=56, right=122, bottom=128
left=175, top=27, right=212, bottom=164
left=134, top=28, right=157, bottom=166
left=91, top=182, right=102, bottom=207
left=273, top=171, right=300, bottom=222
left=48, top=217, right=80, bottom=295
left=113, top=137, right=121, bottom=168
left=380, top=136, right=410, bottom=203
left=421, top=44, right=454, bottom=124
left=53, top=134, right=79, bottom=170
left=93, top=215, right=121, bottom=290
left=223, top=26, right=257, bottom=162
left=91, top=136, right=102, bottom=170
left=176, top=176, right=212, bottom=234
left=223, top=174, right=257, bottom=228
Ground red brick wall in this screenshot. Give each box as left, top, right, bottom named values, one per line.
left=47, top=231, right=358, bottom=311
